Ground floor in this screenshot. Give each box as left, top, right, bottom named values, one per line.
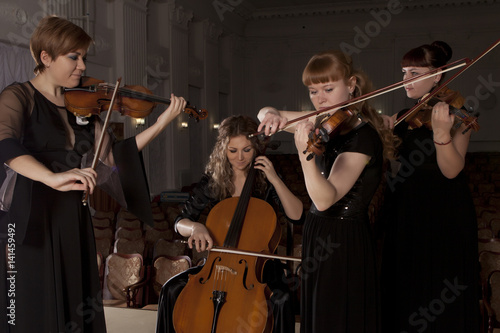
left=104, top=307, right=157, bottom=333
left=104, top=306, right=300, bottom=332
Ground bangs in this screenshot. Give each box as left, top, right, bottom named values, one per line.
left=401, top=48, right=431, bottom=68
left=302, top=55, right=345, bottom=86
left=56, top=24, right=92, bottom=55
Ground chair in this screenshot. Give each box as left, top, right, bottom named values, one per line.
left=480, top=228, right=496, bottom=241
left=116, top=217, right=142, bottom=229
left=152, top=211, right=167, bottom=221
left=114, top=238, right=146, bottom=257
left=484, top=270, right=500, bottom=333
left=151, top=203, right=162, bottom=214
left=152, top=238, right=186, bottom=259
left=93, top=210, right=115, bottom=220
left=479, top=208, right=500, bottom=229
left=479, top=239, right=500, bottom=254
left=117, top=208, right=138, bottom=220
left=480, top=251, right=500, bottom=287
left=92, top=217, right=112, bottom=228
left=145, top=227, right=174, bottom=245
left=102, top=253, right=148, bottom=308
left=95, top=237, right=113, bottom=259
left=153, top=220, right=170, bottom=230
left=191, top=249, right=208, bottom=267
left=115, top=226, right=143, bottom=240
left=93, top=226, right=114, bottom=240
left=479, top=251, right=500, bottom=331
left=97, top=252, right=104, bottom=289
left=149, top=255, right=191, bottom=306
left=491, top=219, right=500, bottom=238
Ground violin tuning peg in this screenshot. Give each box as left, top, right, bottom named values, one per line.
left=318, top=128, right=330, bottom=143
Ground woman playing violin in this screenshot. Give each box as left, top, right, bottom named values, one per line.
left=0, top=16, right=186, bottom=332
left=257, top=50, right=395, bottom=333
left=380, top=41, right=479, bottom=332
left=156, top=115, right=304, bottom=333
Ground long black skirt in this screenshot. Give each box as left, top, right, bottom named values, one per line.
left=0, top=182, right=105, bottom=332
left=300, top=212, right=380, bottom=333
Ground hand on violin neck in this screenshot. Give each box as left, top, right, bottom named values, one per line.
left=135, top=94, right=186, bottom=151
left=156, top=94, right=187, bottom=128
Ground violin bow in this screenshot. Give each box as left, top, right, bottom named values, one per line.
left=249, top=58, right=470, bottom=138
left=394, top=38, right=500, bottom=129
left=82, top=77, right=122, bottom=205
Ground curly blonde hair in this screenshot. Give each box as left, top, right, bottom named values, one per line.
left=205, top=115, right=267, bottom=200
left=302, top=50, right=397, bottom=160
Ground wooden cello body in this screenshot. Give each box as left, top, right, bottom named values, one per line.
left=172, top=166, right=281, bottom=333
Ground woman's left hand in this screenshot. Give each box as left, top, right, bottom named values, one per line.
left=156, top=93, right=187, bottom=129
left=431, top=101, right=454, bottom=142
left=254, top=156, right=279, bottom=183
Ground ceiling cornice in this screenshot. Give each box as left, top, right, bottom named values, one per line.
left=235, top=0, right=498, bottom=21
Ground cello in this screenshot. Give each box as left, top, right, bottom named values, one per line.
left=172, top=159, right=281, bottom=332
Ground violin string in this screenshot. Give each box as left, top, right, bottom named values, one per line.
left=99, top=83, right=171, bottom=105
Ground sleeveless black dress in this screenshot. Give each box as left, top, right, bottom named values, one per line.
left=381, top=110, right=480, bottom=332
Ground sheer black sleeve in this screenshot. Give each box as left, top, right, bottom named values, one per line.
left=173, top=174, right=218, bottom=231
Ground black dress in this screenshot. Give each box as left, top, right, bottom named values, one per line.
left=156, top=173, right=302, bottom=333
left=300, top=122, right=383, bottom=333
left=381, top=110, right=480, bottom=332
left=0, top=82, right=154, bottom=332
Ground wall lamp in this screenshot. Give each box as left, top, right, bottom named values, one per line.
left=135, top=118, right=145, bottom=128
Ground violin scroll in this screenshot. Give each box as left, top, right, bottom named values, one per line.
left=184, top=105, right=208, bottom=121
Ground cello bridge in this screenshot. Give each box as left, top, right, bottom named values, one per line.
left=215, top=265, right=237, bottom=275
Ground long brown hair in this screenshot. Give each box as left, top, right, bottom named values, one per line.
left=302, top=50, right=397, bottom=160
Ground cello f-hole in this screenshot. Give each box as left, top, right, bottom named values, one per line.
left=200, top=256, right=221, bottom=284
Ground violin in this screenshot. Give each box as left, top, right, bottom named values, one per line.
left=396, top=86, right=479, bottom=134
left=302, top=108, right=358, bottom=160
left=64, top=76, right=208, bottom=121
